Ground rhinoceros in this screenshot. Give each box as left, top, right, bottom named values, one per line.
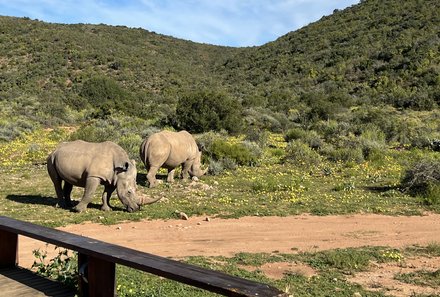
left=47, top=140, right=161, bottom=212
left=139, top=130, right=208, bottom=188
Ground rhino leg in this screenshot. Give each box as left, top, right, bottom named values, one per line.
left=62, top=182, right=73, bottom=208
left=147, top=166, right=160, bottom=188
left=73, top=177, right=100, bottom=212
left=167, top=168, right=176, bottom=183
left=47, top=163, right=67, bottom=208
left=101, top=186, right=115, bottom=211
left=180, top=162, right=192, bottom=179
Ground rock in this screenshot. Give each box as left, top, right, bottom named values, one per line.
left=175, top=211, right=189, bottom=220
left=192, top=176, right=199, bottom=181
left=116, top=226, right=122, bottom=230
left=158, top=197, right=169, bottom=203
left=204, top=217, right=210, bottom=222
left=200, top=184, right=213, bottom=191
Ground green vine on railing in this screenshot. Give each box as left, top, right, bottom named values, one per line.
left=32, top=246, right=78, bottom=290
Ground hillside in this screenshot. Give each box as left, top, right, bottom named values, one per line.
left=0, top=0, right=439, bottom=143
left=220, top=0, right=440, bottom=112
left=0, top=15, right=240, bottom=136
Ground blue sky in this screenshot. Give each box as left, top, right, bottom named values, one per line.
left=0, top=0, right=360, bottom=47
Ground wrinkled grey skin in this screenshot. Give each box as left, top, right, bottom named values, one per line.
left=47, top=140, right=160, bottom=212
left=139, top=130, right=208, bottom=188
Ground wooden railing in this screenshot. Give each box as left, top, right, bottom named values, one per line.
left=0, top=216, right=288, bottom=297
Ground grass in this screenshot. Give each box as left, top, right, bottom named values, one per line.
left=395, top=270, right=440, bottom=289
left=34, top=245, right=439, bottom=296
left=0, top=159, right=429, bottom=227
left=2, top=130, right=440, bottom=295
left=0, top=130, right=438, bottom=227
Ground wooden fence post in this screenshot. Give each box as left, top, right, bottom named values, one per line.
left=77, top=254, right=116, bottom=297
left=0, top=229, right=18, bottom=268
left=78, top=253, right=89, bottom=297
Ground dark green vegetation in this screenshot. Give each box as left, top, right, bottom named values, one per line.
left=1, top=0, right=439, bottom=138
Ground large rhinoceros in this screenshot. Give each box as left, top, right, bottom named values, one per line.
left=139, top=130, right=208, bottom=188
left=47, top=140, right=160, bottom=212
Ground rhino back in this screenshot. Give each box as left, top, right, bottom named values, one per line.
left=52, top=140, right=122, bottom=186
left=146, top=131, right=198, bottom=168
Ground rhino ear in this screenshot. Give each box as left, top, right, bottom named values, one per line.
left=115, top=162, right=129, bottom=173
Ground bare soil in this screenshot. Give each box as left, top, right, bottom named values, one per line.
left=19, top=213, right=440, bottom=296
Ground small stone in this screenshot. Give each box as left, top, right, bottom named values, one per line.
left=204, top=217, right=210, bottom=222
left=192, top=176, right=199, bottom=181
left=179, top=212, right=189, bottom=220
left=353, top=292, right=362, bottom=297
left=116, top=226, right=122, bottom=230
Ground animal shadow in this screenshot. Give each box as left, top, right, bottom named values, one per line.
left=6, top=194, right=57, bottom=206
left=136, top=172, right=166, bottom=188
left=364, top=185, right=400, bottom=193
left=5, top=194, right=107, bottom=211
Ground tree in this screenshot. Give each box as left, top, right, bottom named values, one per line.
left=175, top=90, right=243, bottom=133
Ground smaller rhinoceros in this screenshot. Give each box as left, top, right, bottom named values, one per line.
left=139, top=130, right=208, bottom=188
left=47, top=140, right=160, bottom=212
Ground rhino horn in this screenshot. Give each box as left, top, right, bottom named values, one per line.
left=138, top=193, right=162, bottom=205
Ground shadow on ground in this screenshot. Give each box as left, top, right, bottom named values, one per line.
left=5, top=195, right=118, bottom=211
left=136, top=172, right=166, bottom=188
left=363, top=185, right=401, bottom=193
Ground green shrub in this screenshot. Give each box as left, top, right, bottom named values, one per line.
left=79, top=76, right=136, bottom=115
left=358, top=125, right=387, bottom=161
left=207, top=158, right=224, bottom=175
left=313, top=120, right=351, bottom=143
left=284, top=128, right=323, bottom=149
left=325, top=146, right=364, bottom=163
left=243, top=108, right=289, bottom=133
left=174, top=90, right=243, bottom=133
left=401, top=160, right=440, bottom=204
left=69, top=122, right=118, bottom=143
left=284, top=140, right=321, bottom=166
left=118, top=133, right=143, bottom=160
left=209, top=139, right=259, bottom=166
left=244, top=128, right=269, bottom=148
left=284, top=127, right=307, bottom=142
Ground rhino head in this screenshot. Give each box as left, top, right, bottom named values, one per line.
left=189, top=151, right=208, bottom=178
left=116, top=160, right=160, bottom=212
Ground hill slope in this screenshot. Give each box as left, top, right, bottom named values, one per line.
left=0, top=0, right=439, bottom=139
left=220, top=0, right=440, bottom=111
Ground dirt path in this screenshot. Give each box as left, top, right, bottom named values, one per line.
left=19, top=213, right=440, bottom=267
left=17, top=213, right=440, bottom=296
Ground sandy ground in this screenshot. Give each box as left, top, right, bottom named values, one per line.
left=17, top=213, right=440, bottom=296
left=18, top=213, right=440, bottom=266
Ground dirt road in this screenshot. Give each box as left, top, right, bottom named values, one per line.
left=19, top=213, right=440, bottom=267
